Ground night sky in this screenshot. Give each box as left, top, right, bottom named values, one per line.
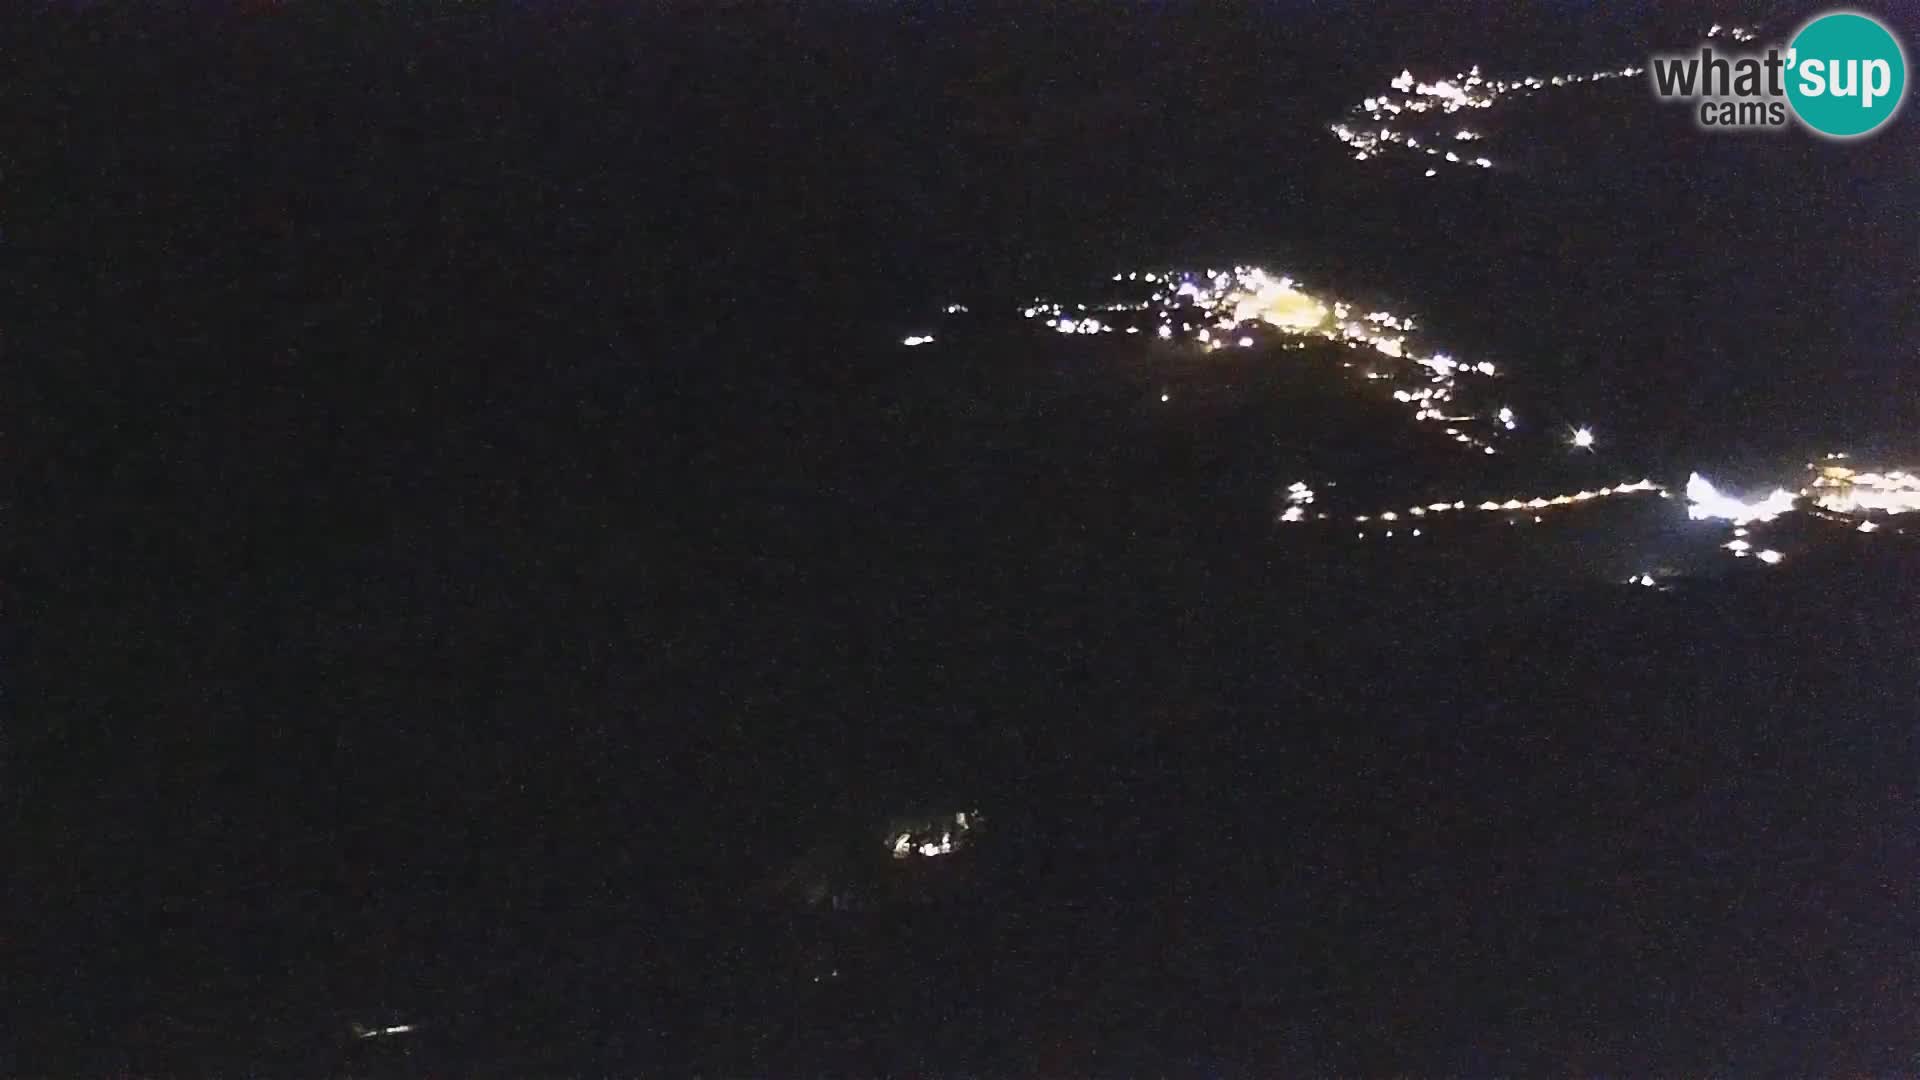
left=16, top=2, right=1920, bottom=1073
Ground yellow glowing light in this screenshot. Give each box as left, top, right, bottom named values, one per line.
left=1231, top=279, right=1330, bottom=331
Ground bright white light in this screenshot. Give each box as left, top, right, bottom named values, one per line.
left=1238, top=336, right=1254, bottom=348
left=1757, top=549, right=1784, bottom=565
left=1725, top=539, right=1751, bottom=553
left=1686, top=473, right=1797, bottom=525
left=1858, top=520, right=1880, bottom=533
left=1280, top=506, right=1305, bottom=522
left=1571, top=427, right=1595, bottom=449
left=1159, top=392, right=1171, bottom=403
left=1157, top=325, right=1173, bottom=340
left=902, top=335, right=935, bottom=347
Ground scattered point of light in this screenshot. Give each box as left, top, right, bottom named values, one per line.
left=1724, top=539, right=1751, bottom=553
left=1757, top=549, right=1784, bottom=565
left=1425, top=168, right=1437, bottom=177
left=902, top=335, right=935, bottom=347
left=978, top=270, right=1862, bottom=575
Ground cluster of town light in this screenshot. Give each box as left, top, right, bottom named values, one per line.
left=930, top=269, right=1919, bottom=571
left=1805, top=463, right=1920, bottom=516
left=888, top=811, right=977, bottom=860
left=1331, top=23, right=1773, bottom=175
left=1016, top=266, right=1510, bottom=452
left=1329, top=63, right=1644, bottom=172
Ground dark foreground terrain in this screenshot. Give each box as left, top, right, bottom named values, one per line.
left=15, top=2, right=1920, bottom=1074
left=23, top=313, right=1920, bottom=1074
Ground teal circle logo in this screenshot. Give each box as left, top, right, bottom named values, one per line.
left=1786, top=11, right=1907, bottom=138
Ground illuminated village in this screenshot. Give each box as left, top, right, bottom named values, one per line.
left=899, top=21, right=1913, bottom=584
left=910, top=260, right=1917, bottom=580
